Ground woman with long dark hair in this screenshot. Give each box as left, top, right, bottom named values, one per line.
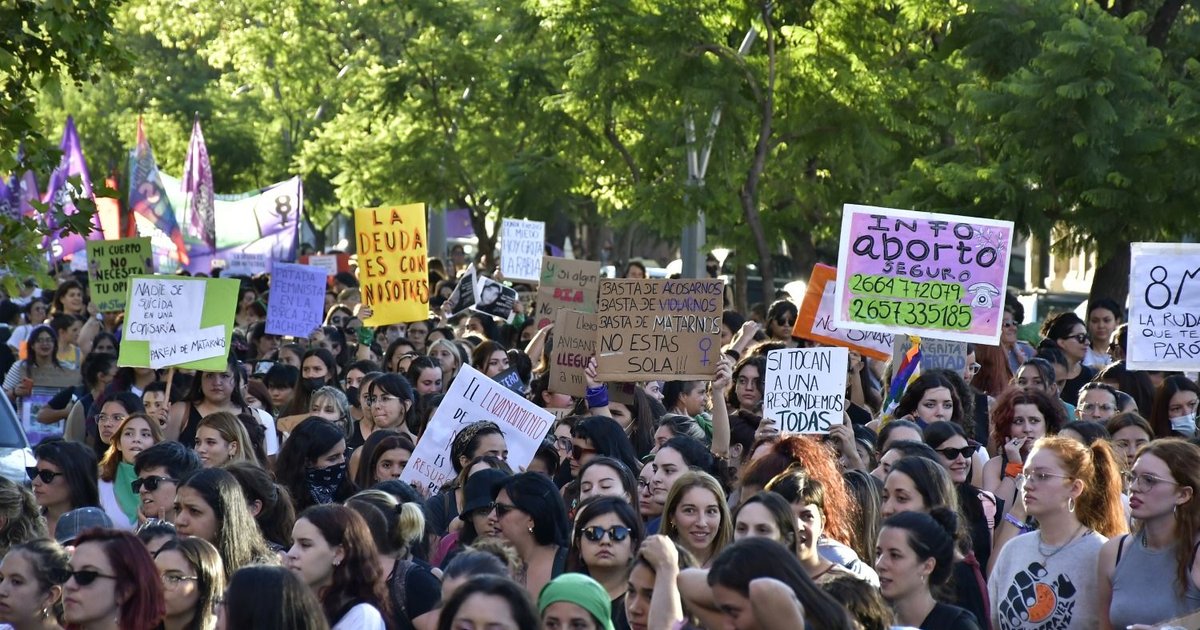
left=1147, top=374, right=1200, bottom=439
left=216, top=565, right=329, bottom=630
left=29, top=440, right=98, bottom=540
left=287, top=504, right=389, bottom=629
left=488, top=472, right=570, bottom=597
left=567, top=497, right=644, bottom=627
left=155, top=537, right=225, bottom=630
left=174, top=468, right=277, bottom=579
left=165, top=356, right=252, bottom=448
left=878, top=509, right=980, bottom=629
left=1039, top=312, right=1095, bottom=405
left=275, top=417, right=354, bottom=513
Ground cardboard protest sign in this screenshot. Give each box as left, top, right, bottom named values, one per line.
left=118, top=275, right=239, bottom=371
left=355, top=204, right=429, bottom=326
left=1128, top=242, right=1200, bottom=370
left=794, top=263, right=893, bottom=361
left=551, top=309, right=596, bottom=398
left=400, top=364, right=553, bottom=495
left=596, top=278, right=723, bottom=382
left=473, top=274, right=518, bottom=322
left=535, top=256, right=601, bottom=328
left=834, top=204, right=1014, bottom=344
left=500, top=218, right=545, bottom=281
left=266, top=263, right=329, bottom=338
left=222, top=251, right=271, bottom=277
left=763, top=348, right=848, bottom=434
left=893, top=336, right=968, bottom=375
left=86, top=237, right=152, bottom=312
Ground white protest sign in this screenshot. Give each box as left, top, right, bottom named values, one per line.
left=125, top=278, right=206, bottom=341
left=148, top=325, right=228, bottom=369
left=1128, top=243, right=1200, bottom=370
left=224, top=251, right=271, bottom=276
left=500, top=218, right=545, bottom=281
left=266, top=263, right=329, bottom=338
left=400, top=364, right=553, bottom=495
left=763, top=347, right=849, bottom=434
left=308, top=255, right=338, bottom=276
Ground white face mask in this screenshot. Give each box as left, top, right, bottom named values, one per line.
left=1170, top=413, right=1197, bottom=437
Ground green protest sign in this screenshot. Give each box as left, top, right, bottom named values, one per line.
left=117, top=275, right=239, bottom=371
left=86, top=238, right=152, bottom=312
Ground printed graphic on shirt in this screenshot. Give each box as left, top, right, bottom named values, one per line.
left=997, top=562, right=1077, bottom=630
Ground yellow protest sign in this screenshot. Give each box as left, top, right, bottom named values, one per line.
left=354, top=204, right=429, bottom=326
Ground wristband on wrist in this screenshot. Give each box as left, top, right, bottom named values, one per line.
left=1004, top=462, right=1023, bottom=479
left=1004, top=513, right=1032, bottom=532
left=586, top=385, right=609, bottom=409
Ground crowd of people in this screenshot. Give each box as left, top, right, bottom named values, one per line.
left=0, top=257, right=1197, bottom=630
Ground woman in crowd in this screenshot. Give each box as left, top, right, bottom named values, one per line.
left=570, top=416, right=642, bottom=481
left=727, top=355, right=766, bottom=415
left=29, top=440, right=99, bottom=539
left=428, top=338, right=466, bottom=393
left=577, top=457, right=637, bottom=505
left=155, top=537, right=225, bottom=630
left=306, top=386, right=353, bottom=440
left=1096, top=360, right=1155, bottom=417
left=660, top=471, right=732, bottom=568
left=364, top=373, right=418, bottom=442
left=470, top=340, right=509, bottom=378
left=64, top=528, right=164, bottom=630
left=1148, top=374, right=1200, bottom=439
left=217, top=564, right=329, bottom=630
left=59, top=352, right=117, bottom=443
left=1083, top=298, right=1121, bottom=369
left=90, top=392, right=146, bottom=460
left=98, top=412, right=162, bottom=527
left=405, top=356, right=443, bottom=398
left=174, top=468, right=278, bottom=578
left=567, top=496, right=644, bottom=626
left=279, top=348, right=340, bottom=423
left=426, top=421, right=509, bottom=534
left=166, top=356, right=253, bottom=447
left=842, top=469, right=885, bottom=570
left=637, top=462, right=661, bottom=523
left=435, top=575, right=538, bottom=630
left=275, top=417, right=353, bottom=513
left=764, top=299, right=799, bottom=347
left=488, top=472, right=571, bottom=596
left=1075, top=382, right=1121, bottom=424
left=538, top=573, right=615, bottom=630
left=1105, top=412, right=1154, bottom=470
left=1039, top=312, right=1095, bottom=405
left=982, top=387, right=1067, bottom=519
left=0, top=477, right=47, bottom=557
left=651, top=414, right=709, bottom=453
left=224, top=461, right=296, bottom=551
left=48, top=315, right=82, bottom=368
left=3, top=326, right=74, bottom=411
left=761, top=475, right=860, bottom=584
left=989, top=436, right=1125, bottom=629
left=877, top=509, right=981, bottom=629
left=650, top=435, right=723, bottom=524
left=287, top=504, right=389, bottom=629
left=432, top=467, right=509, bottom=568
left=892, top=372, right=966, bottom=431
left=193, top=411, right=257, bottom=468
left=0, top=538, right=70, bottom=630
left=624, top=535, right=697, bottom=630
left=351, top=430, right=415, bottom=489
left=923, top=421, right=996, bottom=569
left=1097, top=439, right=1200, bottom=628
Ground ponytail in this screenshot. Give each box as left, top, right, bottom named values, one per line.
left=1079, top=440, right=1126, bottom=538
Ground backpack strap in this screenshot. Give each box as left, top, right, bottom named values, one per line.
left=1116, top=534, right=1131, bottom=566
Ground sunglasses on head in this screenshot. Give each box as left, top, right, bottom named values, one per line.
left=67, top=569, right=118, bottom=587
left=131, top=475, right=178, bottom=493
left=581, top=525, right=632, bottom=543
left=934, top=446, right=975, bottom=461
left=27, top=467, right=63, bottom=484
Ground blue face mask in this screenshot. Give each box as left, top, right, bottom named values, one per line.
left=1170, top=413, right=1197, bottom=437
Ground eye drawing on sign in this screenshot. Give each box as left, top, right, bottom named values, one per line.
left=967, top=282, right=1001, bottom=308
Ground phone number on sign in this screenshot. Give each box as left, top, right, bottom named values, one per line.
left=849, top=298, right=973, bottom=330
left=849, top=274, right=963, bottom=304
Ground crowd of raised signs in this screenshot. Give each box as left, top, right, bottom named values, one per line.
left=0, top=251, right=1198, bottom=630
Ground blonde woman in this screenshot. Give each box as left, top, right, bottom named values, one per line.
left=660, top=471, right=733, bottom=568
left=194, top=412, right=261, bottom=468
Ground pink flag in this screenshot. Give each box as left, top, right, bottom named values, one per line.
left=182, top=116, right=215, bottom=249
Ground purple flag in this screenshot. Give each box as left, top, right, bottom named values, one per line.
left=445, top=208, right=475, bottom=239
left=17, top=171, right=39, bottom=218
left=42, top=116, right=102, bottom=261
left=182, top=117, right=216, bottom=249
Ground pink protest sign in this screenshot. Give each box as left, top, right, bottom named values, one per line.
left=833, top=204, right=1014, bottom=345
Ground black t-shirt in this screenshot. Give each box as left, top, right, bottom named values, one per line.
left=922, top=602, right=980, bottom=630
left=1061, top=365, right=1096, bottom=407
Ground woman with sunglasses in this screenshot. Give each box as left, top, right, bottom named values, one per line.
left=431, top=467, right=510, bottom=568
left=29, top=440, right=99, bottom=541
left=1039, top=312, right=1095, bottom=406
left=924, top=421, right=997, bottom=571
left=63, top=528, right=165, bottom=630
left=488, top=472, right=571, bottom=597
left=988, top=436, right=1125, bottom=629
left=426, top=421, right=508, bottom=535
left=0, top=538, right=69, bottom=630
left=567, top=497, right=644, bottom=627
left=155, top=537, right=225, bottom=630
left=764, top=300, right=799, bottom=347
left=569, top=416, right=642, bottom=481
left=97, top=412, right=162, bottom=527
left=1097, top=439, right=1200, bottom=629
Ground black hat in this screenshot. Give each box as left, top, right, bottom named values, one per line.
left=462, top=468, right=510, bottom=515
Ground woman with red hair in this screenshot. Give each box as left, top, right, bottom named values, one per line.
left=63, top=528, right=165, bottom=630
left=982, top=388, right=1067, bottom=526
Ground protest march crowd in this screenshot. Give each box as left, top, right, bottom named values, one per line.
left=0, top=207, right=1199, bottom=630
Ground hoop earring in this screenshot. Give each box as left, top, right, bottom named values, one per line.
left=1067, top=496, right=1076, bottom=513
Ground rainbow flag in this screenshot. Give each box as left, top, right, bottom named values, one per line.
left=882, top=335, right=923, bottom=423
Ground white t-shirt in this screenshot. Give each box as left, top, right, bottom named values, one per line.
left=332, top=603, right=386, bottom=630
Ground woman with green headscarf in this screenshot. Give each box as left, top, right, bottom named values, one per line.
left=539, top=573, right=616, bottom=630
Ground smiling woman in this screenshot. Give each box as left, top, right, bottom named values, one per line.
left=98, top=413, right=163, bottom=527
left=660, top=471, right=732, bottom=568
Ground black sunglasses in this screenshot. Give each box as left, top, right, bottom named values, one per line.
left=27, top=467, right=64, bottom=484
left=572, top=444, right=597, bottom=461
left=132, top=475, right=178, bottom=494
left=490, top=501, right=520, bottom=517
left=581, top=525, right=632, bottom=543
left=934, top=446, right=975, bottom=461
left=67, top=569, right=118, bottom=586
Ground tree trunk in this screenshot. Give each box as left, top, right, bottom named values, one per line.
left=1089, top=240, right=1131, bottom=311
left=734, top=255, right=749, bottom=314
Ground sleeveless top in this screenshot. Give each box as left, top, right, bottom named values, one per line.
left=179, top=404, right=205, bottom=449
left=1108, top=533, right=1200, bottom=629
